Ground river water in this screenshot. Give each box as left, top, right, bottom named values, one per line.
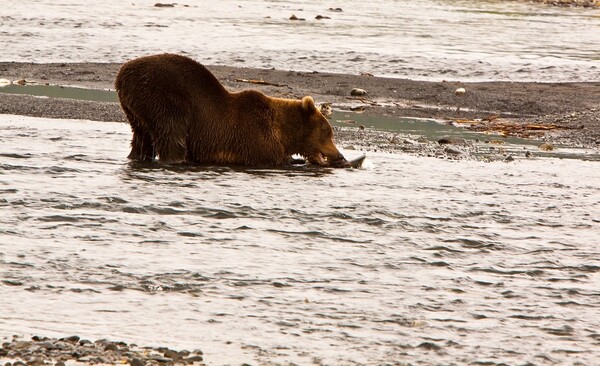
left=1, top=114, right=600, bottom=365
left=1, top=0, right=599, bottom=81
left=2, top=1, right=600, bottom=365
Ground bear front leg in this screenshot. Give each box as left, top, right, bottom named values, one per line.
left=128, top=128, right=155, bottom=161
left=155, top=134, right=187, bottom=164
left=124, top=107, right=155, bottom=161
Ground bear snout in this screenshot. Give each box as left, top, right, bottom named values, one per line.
left=329, top=154, right=350, bottom=168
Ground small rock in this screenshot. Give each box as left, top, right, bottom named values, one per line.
left=185, top=355, right=204, bottom=362
left=444, top=147, right=464, bottom=155
left=539, top=142, right=554, bottom=151
left=328, top=7, right=343, bottom=12
left=14, top=79, right=27, bottom=85
left=154, top=3, right=175, bottom=7
left=61, top=335, right=80, bottom=343
left=130, top=358, right=145, bottom=366
left=359, top=125, right=365, bottom=130
left=315, top=15, right=331, bottom=20
left=344, top=145, right=356, bottom=150
left=455, top=87, right=466, bottom=95
left=504, top=155, right=514, bottom=162
left=350, top=88, right=367, bottom=96
left=525, top=151, right=532, bottom=157
left=150, top=356, right=172, bottom=363
left=163, top=349, right=182, bottom=360
left=55, top=362, right=65, bottom=366
left=438, top=136, right=466, bottom=145
left=104, top=343, right=119, bottom=351
left=289, top=14, right=305, bottom=21
left=39, top=341, right=56, bottom=350
left=13, top=341, right=32, bottom=349
left=417, top=341, right=441, bottom=351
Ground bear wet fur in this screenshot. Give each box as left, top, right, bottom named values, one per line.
left=115, top=54, right=348, bottom=167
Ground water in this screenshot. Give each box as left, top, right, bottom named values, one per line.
left=1, top=114, right=600, bottom=365
left=0, top=84, right=118, bottom=103
left=2, top=0, right=600, bottom=363
left=1, top=0, right=600, bottom=81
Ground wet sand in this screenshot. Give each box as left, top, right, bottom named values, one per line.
left=1, top=61, right=599, bottom=149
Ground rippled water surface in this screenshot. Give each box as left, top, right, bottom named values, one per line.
left=1, top=114, right=600, bottom=365
left=1, top=0, right=600, bottom=81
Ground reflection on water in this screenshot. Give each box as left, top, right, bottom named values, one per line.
left=1, top=0, right=599, bottom=81
left=1, top=114, right=600, bottom=365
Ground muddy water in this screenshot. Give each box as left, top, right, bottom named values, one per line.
left=1, top=114, right=600, bottom=365
left=1, top=0, right=599, bottom=81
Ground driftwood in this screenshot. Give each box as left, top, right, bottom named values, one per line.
left=234, top=78, right=288, bottom=87
left=345, top=96, right=380, bottom=106
left=447, top=117, right=564, bottom=138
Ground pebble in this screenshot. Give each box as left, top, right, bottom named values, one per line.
left=438, top=136, right=467, bottom=145
left=455, top=87, right=466, bottom=95
left=444, top=147, right=464, bottom=155
left=130, top=358, right=145, bottom=366
left=186, top=355, right=204, bottom=362
left=350, top=88, right=367, bottom=96
left=60, top=336, right=80, bottom=343
left=539, top=142, right=555, bottom=151
left=103, top=343, right=118, bottom=351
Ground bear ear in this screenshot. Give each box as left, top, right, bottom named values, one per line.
left=302, top=96, right=317, bottom=113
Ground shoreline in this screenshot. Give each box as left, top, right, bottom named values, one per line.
left=1, top=61, right=600, bottom=149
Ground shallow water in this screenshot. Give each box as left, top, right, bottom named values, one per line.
left=1, top=114, right=600, bottom=365
left=1, top=0, right=600, bottom=81
left=0, top=84, right=118, bottom=103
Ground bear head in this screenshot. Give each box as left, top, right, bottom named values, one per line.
left=300, top=96, right=350, bottom=168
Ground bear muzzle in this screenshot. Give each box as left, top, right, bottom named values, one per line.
left=309, top=150, right=350, bottom=168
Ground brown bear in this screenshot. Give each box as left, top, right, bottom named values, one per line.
left=115, top=53, right=349, bottom=167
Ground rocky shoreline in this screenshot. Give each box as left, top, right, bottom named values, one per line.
left=1, top=335, right=205, bottom=366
